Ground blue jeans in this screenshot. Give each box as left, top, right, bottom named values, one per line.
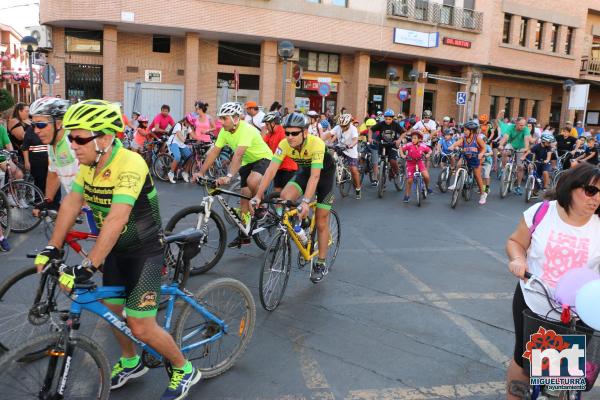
left=169, top=144, right=191, bottom=164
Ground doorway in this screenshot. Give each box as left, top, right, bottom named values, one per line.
left=65, top=63, right=103, bottom=101
left=424, top=90, right=435, bottom=115
left=368, top=86, right=386, bottom=116
left=550, top=102, right=562, bottom=129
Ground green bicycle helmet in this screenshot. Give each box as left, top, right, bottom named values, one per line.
left=62, top=100, right=123, bottom=135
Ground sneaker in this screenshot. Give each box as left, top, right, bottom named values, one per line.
left=167, top=171, right=176, bottom=184
left=355, top=189, right=361, bottom=200
left=310, top=261, right=328, bottom=284
left=485, top=185, right=490, bottom=194
left=181, top=172, right=190, bottom=183
left=227, top=235, right=251, bottom=248
left=478, top=192, right=488, bottom=205
left=513, top=186, right=523, bottom=195
left=403, top=196, right=410, bottom=203
left=18, top=199, right=29, bottom=209
left=160, top=366, right=201, bottom=400
left=427, top=187, right=433, bottom=195
left=371, top=180, right=378, bottom=187
left=0, top=237, right=10, bottom=252
left=447, top=183, right=456, bottom=191
left=110, top=358, right=149, bottom=389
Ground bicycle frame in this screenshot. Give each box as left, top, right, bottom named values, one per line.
left=279, top=204, right=318, bottom=261
left=66, top=283, right=227, bottom=360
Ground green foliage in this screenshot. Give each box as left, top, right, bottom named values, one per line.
left=0, top=88, right=15, bottom=112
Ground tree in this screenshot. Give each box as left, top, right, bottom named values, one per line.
left=0, top=88, right=15, bottom=113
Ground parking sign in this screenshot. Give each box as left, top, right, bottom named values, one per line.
left=456, top=92, right=467, bottom=105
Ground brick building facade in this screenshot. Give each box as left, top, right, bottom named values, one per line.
left=39, top=0, right=600, bottom=127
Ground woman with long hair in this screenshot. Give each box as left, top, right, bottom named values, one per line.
left=193, top=100, right=215, bottom=143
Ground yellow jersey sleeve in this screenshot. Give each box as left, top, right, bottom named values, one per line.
left=112, top=152, right=149, bottom=206
left=272, top=139, right=290, bottom=164
left=71, top=166, right=89, bottom=194
left=310, top=137, right=325, bottom=169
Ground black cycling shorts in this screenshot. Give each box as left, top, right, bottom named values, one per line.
left=239, top=158, right=270, bottom=187
left=512, top=283, right=528, bottom=368
left=274, top=169, right=296, bottom=189
left=288, top=168, right=335, bottom=210
left=103, top=252, right=164, bottom=318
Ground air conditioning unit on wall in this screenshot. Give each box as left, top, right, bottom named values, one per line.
left=27, top=26, right=53, bottom=49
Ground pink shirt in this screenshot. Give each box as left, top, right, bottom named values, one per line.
left=402, top=143, right=431, bottom=162
left=194, top=115, right=212, bottom=143
left=149, top=114, right=175, bottom=135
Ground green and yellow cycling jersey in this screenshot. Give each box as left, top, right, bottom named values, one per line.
left=272, top=134, right=334, bottom=170
left=71, top=140, right=162, bottom=255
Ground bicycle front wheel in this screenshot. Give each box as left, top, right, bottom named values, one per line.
left=525, top=175, right=535, bottom=203
left=450, top=171, right=465, bottom=209
left=438, top=167, right=449, bottom=193
left=2, top=180, right=44, bottom=233
left=0, top=332, right=111, bottom=399
left=164, top=206, right=227, bottom=275
left=260, top=231, right=291, bottom=311
left=252, top=192, right=281, bottom=251
left=416, top=178, right=422, bottom=207
left=500, top=164, right=512, bottom=198
left=377, top=162, right=386, bottom=198
left=0, top=190, right=10, bottom=238
left=339, top=168, right=352, bottom=198
left=174, top=278, right=255, bottom=378
left=153, top=153, right=174, bottom=182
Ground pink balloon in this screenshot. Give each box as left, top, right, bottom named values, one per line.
left=555, top=267, right=600, bottom=307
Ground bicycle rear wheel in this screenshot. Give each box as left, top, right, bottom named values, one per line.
left=0, top=332, right=110, bottom=399
left=2, top=181, right=44, bottom=233
left=259, top=231, right=291, bottom=311
left=174, top=278, right=255, bottom=378
left=164, top=206, right=226, bottom=275
left=0, top=190, right=10, bottom=238
left=153, top=153, right=174, bottom=182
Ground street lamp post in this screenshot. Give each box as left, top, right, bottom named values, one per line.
left=20, top=35, right=39, bottom=103
left=278, top=40, right=295, bottom=111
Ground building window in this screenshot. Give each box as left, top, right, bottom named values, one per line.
left=518, top=98, right=527, bottom=118
left=152, top=36, right=171, bottom=53
left=330, top=0, right=347, bottom=6
left=218, top=41, right=261, bottom=67
left=489, top=96, right=499, bottom=117
left=299, top=50, right=340, bottom=73
left=65, top=63, right=103, bottom=100
left=519, top=18, right=529, bottom=47
left=502, top=14, right=512, bottom=44
left=535, top=21, right=543, bottom=50
left=565, top=27, right=573, bottom=55
left=550, top=24, right=559, bottom=52
left=217, top=72, right=260, bottom=91
left=463, top=0, right=475, bottom=9
left=505, top=97, right=513, bottom=119
left=65, top=29, right=102, bottom=53
left=532, top=100, right=540, bottom=120
left=369, top=60, right=388, bottom=79
left=415, top=0, right=428, bottom=21
left=441, top=0, right=455, bottom=25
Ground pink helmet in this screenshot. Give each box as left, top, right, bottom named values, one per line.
left=185, top=113, right=197, bottom=125
left=137, top=115, right=148, bottom=124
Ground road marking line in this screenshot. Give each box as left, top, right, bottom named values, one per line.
left=346, top=381, right=505, bottom=400
left=357, top=234, right=510, bottom=366
left=328, top=292, right=512, bottom=306
left=444, top=229, right=507, bottom=265
left=289, top=329, right=336, bottom=399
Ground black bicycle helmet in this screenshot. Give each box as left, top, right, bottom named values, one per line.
left=282, top=112, right=308, bottom=129
left=464, top=120, right=480, bottom=131
left=527, top=117, right=537, bottom=125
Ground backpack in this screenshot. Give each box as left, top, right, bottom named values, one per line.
left=528, top=200, right=550, bottom=236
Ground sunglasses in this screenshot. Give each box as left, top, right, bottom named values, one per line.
left=583, top=185, right=600, bottom=197
left=33, top=121, right=51, bottom=129
left=284, top=130, right=302, bottom=137
left=68, top=133, right=103, bottom=145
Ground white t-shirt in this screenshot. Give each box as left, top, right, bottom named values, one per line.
left=332, top=125, right=359, bottom=158
left=47, top=134, right=79, bottom=194
left=412, top=119, right=438, bottom=133
left=245, top=112, right=265, bottom=131
left=308, top=122, right=322, bottom=137
left=521, top=201, right=600, bottom=319
left=167, top=123, right=188, bottom=148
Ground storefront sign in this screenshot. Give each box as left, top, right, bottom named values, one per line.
left=302, top=80, right=338, bottom=92
left=393, top=28, right=439, bottom=48
left=443, top=37, right=472, bottom=49
left=373, top=95, right=383, bottom=101
left=144, top=70, right=162, bottom=83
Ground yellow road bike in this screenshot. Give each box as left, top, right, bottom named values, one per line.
left=258, top=199, right=340, bottom=311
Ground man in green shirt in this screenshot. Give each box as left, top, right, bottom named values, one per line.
left=197, top=102, right=273, bottom=247
left=497, top=110, right=531, bottom=195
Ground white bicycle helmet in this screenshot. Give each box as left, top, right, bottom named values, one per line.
left=306, top=110, right=319, bottom=118
left=338, top=113, right=352, bottom=127
left=29, top=97, right=71, bottom=119
left=217, top=102, right=243, bottom=117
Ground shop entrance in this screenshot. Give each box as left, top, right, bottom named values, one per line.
left=367, top=86, right=386, bottom=115
left=550, top=102, right=562, bottom=129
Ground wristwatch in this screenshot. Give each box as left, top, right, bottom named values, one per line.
left=81, top=258, right=97, bottom=272
left=301, top=197, right=311, bottom=204
left=226, top=173, right=233, bottom=178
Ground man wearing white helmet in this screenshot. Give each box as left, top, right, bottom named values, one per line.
left=324, top=113, right=362, bottom=199
left=197, top=102, right=273, bottom=247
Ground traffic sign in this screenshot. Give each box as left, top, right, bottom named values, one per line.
left=456, top=91, right=467, bottom=105
left=318, top=82, right=331, bottom=97
left=397, top=88, right=410, bottom=102
left=41, top=64, right=57, bottom=85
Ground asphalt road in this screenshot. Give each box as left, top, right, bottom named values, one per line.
left=2, top=171, right=597, bottom=400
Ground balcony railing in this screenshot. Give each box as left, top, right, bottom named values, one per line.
left=581, top=56, right=600, bottom=75
left=387, top=0, right=483, bottom=32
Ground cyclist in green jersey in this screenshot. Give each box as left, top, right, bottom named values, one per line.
left=497, top=110, right=531, bottom=195
left=35, top=100, right=200, bottom=400
left=197, top=102, right=273, bottom=247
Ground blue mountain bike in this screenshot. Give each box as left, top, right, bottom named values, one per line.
left=0, top=228, right=256, bottom=399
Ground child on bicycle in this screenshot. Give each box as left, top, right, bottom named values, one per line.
left=399, top=131, right=432, bottom=203
left=482, top=137, right=493, bottom=194
left=439, top=129, right=456, bottom=170
left=131, top=116, right=154, bottom=154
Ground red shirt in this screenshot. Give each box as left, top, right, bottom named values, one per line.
left=263, top=125, right=297, bottom=172
left=149, top=113, right=175, bottom=136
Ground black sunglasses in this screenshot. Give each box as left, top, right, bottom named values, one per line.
left=68, top=133, right=103, bottom=145
left=583, top=185, right=600, bottom=197
left=284, top=130, right=302, bottom=137
left=33, top=121, right=51, bottom=129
